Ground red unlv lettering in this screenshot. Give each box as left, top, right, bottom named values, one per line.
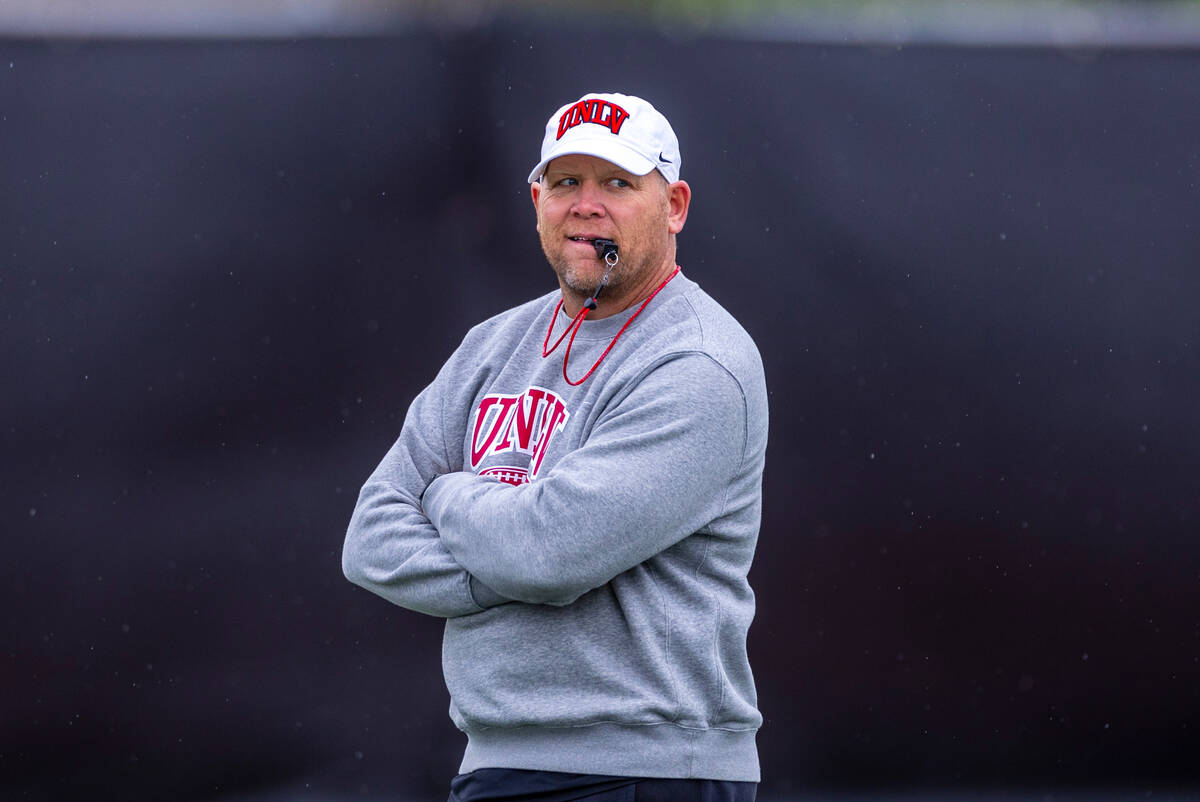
left=469, top=387, right=570, bottom=479
left=556, top=99, right=630, bottom=140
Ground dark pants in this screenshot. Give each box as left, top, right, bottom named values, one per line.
left=447, top=768, right=757, bottom=802
left=619, top=777, right=756, bottom=801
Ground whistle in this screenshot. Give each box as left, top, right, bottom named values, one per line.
left=592, top=239, right=618, bottom=264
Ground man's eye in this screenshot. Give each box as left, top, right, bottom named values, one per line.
left=556, top=177, right=579, bottom=187
left=609, top=178, right=629, bottom=188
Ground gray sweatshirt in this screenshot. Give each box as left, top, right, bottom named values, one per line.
left=342, top=272, right=768, bottom=781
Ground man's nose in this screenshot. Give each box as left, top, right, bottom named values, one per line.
left=570, top=182, right=606, bottom=217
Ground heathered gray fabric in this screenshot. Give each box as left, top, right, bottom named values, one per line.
left=342, top=272, right=767, bottom=781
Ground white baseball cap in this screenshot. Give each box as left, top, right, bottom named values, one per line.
left=527, top=92, right=681, bottom=184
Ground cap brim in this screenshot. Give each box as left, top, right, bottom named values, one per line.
left=527, top=136, right=658, bottom=184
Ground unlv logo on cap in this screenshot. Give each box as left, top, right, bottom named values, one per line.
left=469, top=387, right=570, bottom=484
left=556, top=99, right=630, bottom=140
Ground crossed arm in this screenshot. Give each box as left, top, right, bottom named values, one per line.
left=342, top=372, right=487, bottom=618
left=343, top=353, right=748, bottom=615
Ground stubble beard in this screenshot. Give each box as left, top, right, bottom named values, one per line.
left=549, top=253, right=628, bottom=299
left=539, top=229, right=635, bottom=301
left=538, top=191, right=673, bottom=305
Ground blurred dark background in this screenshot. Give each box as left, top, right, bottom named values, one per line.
left=2, top=5, right=1199, bottom=801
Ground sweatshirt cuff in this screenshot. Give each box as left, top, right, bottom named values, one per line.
left=422, top=471, right=463, bottom=524
left=423, top=470, right=499, bottom=526
left=468, top=575, right=511, bottom=609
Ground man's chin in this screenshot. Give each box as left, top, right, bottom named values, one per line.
left=556, top=264, right=609, bottom=297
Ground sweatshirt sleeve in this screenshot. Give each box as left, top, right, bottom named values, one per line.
left=421, top=352, right=750, bottom=606
left=342, top=360, right=511, bottom=618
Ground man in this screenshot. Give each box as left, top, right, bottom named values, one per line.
left=343, top=92, right=768, bottom=801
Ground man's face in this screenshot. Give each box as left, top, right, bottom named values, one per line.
left=531, top=154, right=688, bottom=312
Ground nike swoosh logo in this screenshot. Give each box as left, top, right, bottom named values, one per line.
left=659, top=152, right=673, bottom=163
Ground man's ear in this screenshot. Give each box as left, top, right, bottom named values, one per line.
left=530, top=181, right=542, bottom=231
left=667, top=180, right=691, bottom=234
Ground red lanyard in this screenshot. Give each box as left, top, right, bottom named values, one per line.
left=542, top=266, right=680, bottom=386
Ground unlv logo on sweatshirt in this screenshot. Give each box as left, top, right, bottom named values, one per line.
left=469, top=387, right=569, bottom=485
